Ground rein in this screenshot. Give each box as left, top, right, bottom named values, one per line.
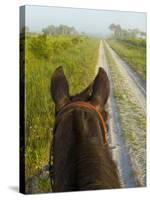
left=49, top=101, right=108, bottom=191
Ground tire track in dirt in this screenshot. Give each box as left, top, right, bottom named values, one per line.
left=96, top=40, right=137, bottom=188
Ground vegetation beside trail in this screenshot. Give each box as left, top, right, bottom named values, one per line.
left=21, top=33, right=99, bottom=193
left=104, top=43, right=146, bottom=185
left=107, top=38, right=146, bottom=80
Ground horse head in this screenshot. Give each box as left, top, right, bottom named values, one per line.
left=50, top=66, right=120, bottom=192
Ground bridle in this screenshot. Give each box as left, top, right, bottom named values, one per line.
left=56, top=101, right=108, bottom=144
left=49, top=101, right=108, bottom=191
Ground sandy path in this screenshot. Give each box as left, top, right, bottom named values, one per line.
left=104, top=40, right=146, bottom=186
left=95, top=41, right=137, bottom=187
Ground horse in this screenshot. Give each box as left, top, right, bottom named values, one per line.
left=50, top=66, right=121, bottom=192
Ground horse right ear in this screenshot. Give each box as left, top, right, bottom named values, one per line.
left=51, top=66, right=70, bottom=112
left=90, top=67, right=110, bottom=111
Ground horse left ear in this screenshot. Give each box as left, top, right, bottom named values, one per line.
left=90, top=67, right=110, bottom=110
left=51, top=66, right=70, bottom=112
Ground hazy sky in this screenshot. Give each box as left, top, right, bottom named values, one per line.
left=24, top=5, right=146, bottom=35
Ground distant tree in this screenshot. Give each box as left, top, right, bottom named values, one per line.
left=109, top=23, right=116, bottom=37
left=140, top=32, right=146, bottom=37
left=108, top=24, right=144, bottom=39
left=42, top=25, right=78, bottom=36
left=57, top=25, right=67, bottom=35
left=70, top=26, right=78, bottom=35
left=109, top=24, right=122, bottom=39
left=42, top=25, right=56, bottom=36
left=127, top=28, right=140, bottom=38
left=121, top=29, right=129, bottom=39
left=81, top=31, right=86, bottom=36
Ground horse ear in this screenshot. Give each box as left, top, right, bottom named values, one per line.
left=90, top=67, right=110, bottom=110
left=51, top=66, right=70, bottom=111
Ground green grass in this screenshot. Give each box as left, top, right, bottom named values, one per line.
left=120, top=38, right=146, bottom=48
left=22, top=34, right=99, bottom=192
left=107, top=39, right=146, bottom=80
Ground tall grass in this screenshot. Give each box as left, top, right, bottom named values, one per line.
left=23, top=34, right=99, bottom=192
left=107, top=39, right=146, bottom=80
left=120, top=38, right=146, bottom=48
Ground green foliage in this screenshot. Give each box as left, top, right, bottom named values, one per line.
left=42, top=25, right=78, bottom=36
left=107, top=39, right=146, bottom=80
left=109, top=23, right=146, bottom=40
left=23, top=34, right=99, bottom=192
left=29, top=35, right=53, bottom=59
left=29, top=35, right=87, bottom=60
left=120, top=38, right=146, bottom=48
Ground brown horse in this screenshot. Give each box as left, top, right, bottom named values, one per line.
left=50, top=66, right=121, bottom=192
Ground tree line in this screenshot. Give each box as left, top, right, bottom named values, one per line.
left=42, top=25, right=79, bottom=36
left=109, top=24, right=146, bottom=39
left=21, top=25, right=79, bottom=36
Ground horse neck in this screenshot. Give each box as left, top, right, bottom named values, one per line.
left=53, top=113, right=76, bottom=192
left=73, top=110, right=120, bottom=190
left=76, top=141, right=120, bottom=190
left=53, top=111, right=120, bottom=191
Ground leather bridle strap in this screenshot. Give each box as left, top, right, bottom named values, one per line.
left=56, top=101, right=108, bottom=144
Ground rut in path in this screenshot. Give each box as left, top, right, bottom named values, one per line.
left=96, top=40, right=138, bottom=188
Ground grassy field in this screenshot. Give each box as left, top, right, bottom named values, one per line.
left=104, top=43, right=146, bottom=185
left=107, top=38, right=146, bottom=80
left=22, top=34, right=99, bottom=193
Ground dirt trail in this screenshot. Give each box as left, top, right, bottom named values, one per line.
left=104, top=40, right=146, bottom=186
left=96, top=41, right=137, bottom=187
left=104, top=41, right=146, bottom=113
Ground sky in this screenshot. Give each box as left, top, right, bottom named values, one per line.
left=22, top=5, right=147, bottom=36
